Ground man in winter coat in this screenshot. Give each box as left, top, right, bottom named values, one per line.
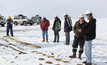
left=83, top=10, right=96, bottom=65
left=64, top=13, right=72, bottom=45
left=6, top=16, right=14, bottom=37
left=40, top=17, right=50, bottom=42
left=69, top=13, right=87, bottom=59
left=52, top=16, right=61, bottom=43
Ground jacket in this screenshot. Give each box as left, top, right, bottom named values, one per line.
left=74, top=20, right=87, bottom=38
left=52, top=18, right=61, bottom=31
left=40, top=19, right=50, bottom=31
left=7, top=19, right=13, bottom=24
left=84, top=18, right=96, bottom=40
left=64, top=17, right=72, bottom=32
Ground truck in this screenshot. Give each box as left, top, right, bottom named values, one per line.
left=0, top=15, right=6, bottom=27
left=31, top=15, right=42, bottom=25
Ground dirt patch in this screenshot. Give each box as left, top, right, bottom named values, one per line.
left=46, top=61, right=53, bottom=64
left=38, top=58, right=45, bottom=60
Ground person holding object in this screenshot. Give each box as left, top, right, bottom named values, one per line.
left=69, top=13, right=87, bottom=59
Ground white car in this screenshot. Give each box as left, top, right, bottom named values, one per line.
left=13, top=15, right=33, bottom=26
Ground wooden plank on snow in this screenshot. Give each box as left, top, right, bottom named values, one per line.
left=5, top=36, right=41, bottom=48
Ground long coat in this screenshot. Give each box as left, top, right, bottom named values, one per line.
left=40, top=19, right=50, bottom=31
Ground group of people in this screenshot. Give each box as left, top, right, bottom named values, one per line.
left=40, top=10, right=96, bottom=65
left=5, top=10, right=96, bottom=65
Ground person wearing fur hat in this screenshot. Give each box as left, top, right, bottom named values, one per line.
left=69, top=13, right=87, bottom=59
left=52, top=16, right=61, bottom=43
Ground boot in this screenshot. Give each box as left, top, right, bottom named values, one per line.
left=69, top=52, right=76, bottom=58
left=53, top=41, right=56, bottom=43
left=53, top=36, right=56, bottom=43
left=53, top=39, right=56, bottom=43
left=86, top=63, right=92, bottom=65
left=57, top=40, right=59, bottom=43
left=46, top=39, right=48, bottom=43
left=65, top=42, right=69, bottom=45
left=57, top=38, right=59, bottom=43
left=42, top=39, right=45, bottom=42
left=83, top=61, right=87, bottom=64
left=78, top=53, right=82, bottom=59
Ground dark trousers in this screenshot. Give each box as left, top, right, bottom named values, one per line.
left=7, top=24, right=13, bottom=36
left=72, top=36, right=85, bottom=54
left=54, top=31, right=59, bottom=42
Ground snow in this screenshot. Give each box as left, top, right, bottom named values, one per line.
left=0, top=18, right=107, bottom=65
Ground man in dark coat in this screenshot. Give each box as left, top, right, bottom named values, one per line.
left=6, top=16, right=14, bottom=37
left=40, top=17, right=50, bottom=42
left=83, top=10, right=96, bottom=65
left=52, top=16, right=61, bottom=43
left=64, top=13, right=72, bottom=45
left=69, top=13, right=87, bottom=59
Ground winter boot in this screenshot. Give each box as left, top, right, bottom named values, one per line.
left=83, top=61, right=87, bottom=64
left=53, top=39, right=56, bottom=43
left=78, top=53, right=82, bottom=59
left=46, top=39, right=48, bottom=43
left=42, top=39, right=45, bottom=42
left=53, top=36, right=56, bottom=43
left=65, top=42, right=69, bottom=45
left=69, top=52, right=76, bottom=58
left=57, top=40, right=59, bottom=43
left=86, top=63, right=92, bottom=65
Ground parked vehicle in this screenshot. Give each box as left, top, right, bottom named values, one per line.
left=0, top=15, right=6, bottom=27
left=31, top=15, right=42, bottom=25
left=13, top=14, right=34, bottom=26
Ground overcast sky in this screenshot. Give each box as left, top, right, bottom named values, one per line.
left=0, top=0, right=107, bottom=19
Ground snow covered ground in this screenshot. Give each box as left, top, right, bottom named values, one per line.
left=0, top=18, right=107, bottom=65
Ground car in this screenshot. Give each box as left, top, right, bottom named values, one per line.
left=0, top=15, right=6, bottom=27
left=31, top=15, right=42, bottom=25
left=13, top=14, right=33, bottom=26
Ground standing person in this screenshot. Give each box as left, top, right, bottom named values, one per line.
left=40, top=17, right=50, bottom=43
left=52, top=16, right=61, bottom=43
left=6, top=16, right=14, bottom=37
left=69, top=13, right=87, bottom=59
left=83, top=10, right=96, bottom=65
left=64, top=13, right=72, bottom=45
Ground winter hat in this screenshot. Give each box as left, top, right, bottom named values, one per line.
left=86, top=10, right=93, bottom=17
left=69, top=16, right=71, bottom=18
left=63, top=12, right=68, bottom=16
left=43, top=16, right=46, bottom=19
left=54, top=15, right=58, bottom=17
left=86, top=10, right=92, bottom=14
left=79, top=13, right=84, bottom=18
left=8, top=16, right=11, bottom=19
